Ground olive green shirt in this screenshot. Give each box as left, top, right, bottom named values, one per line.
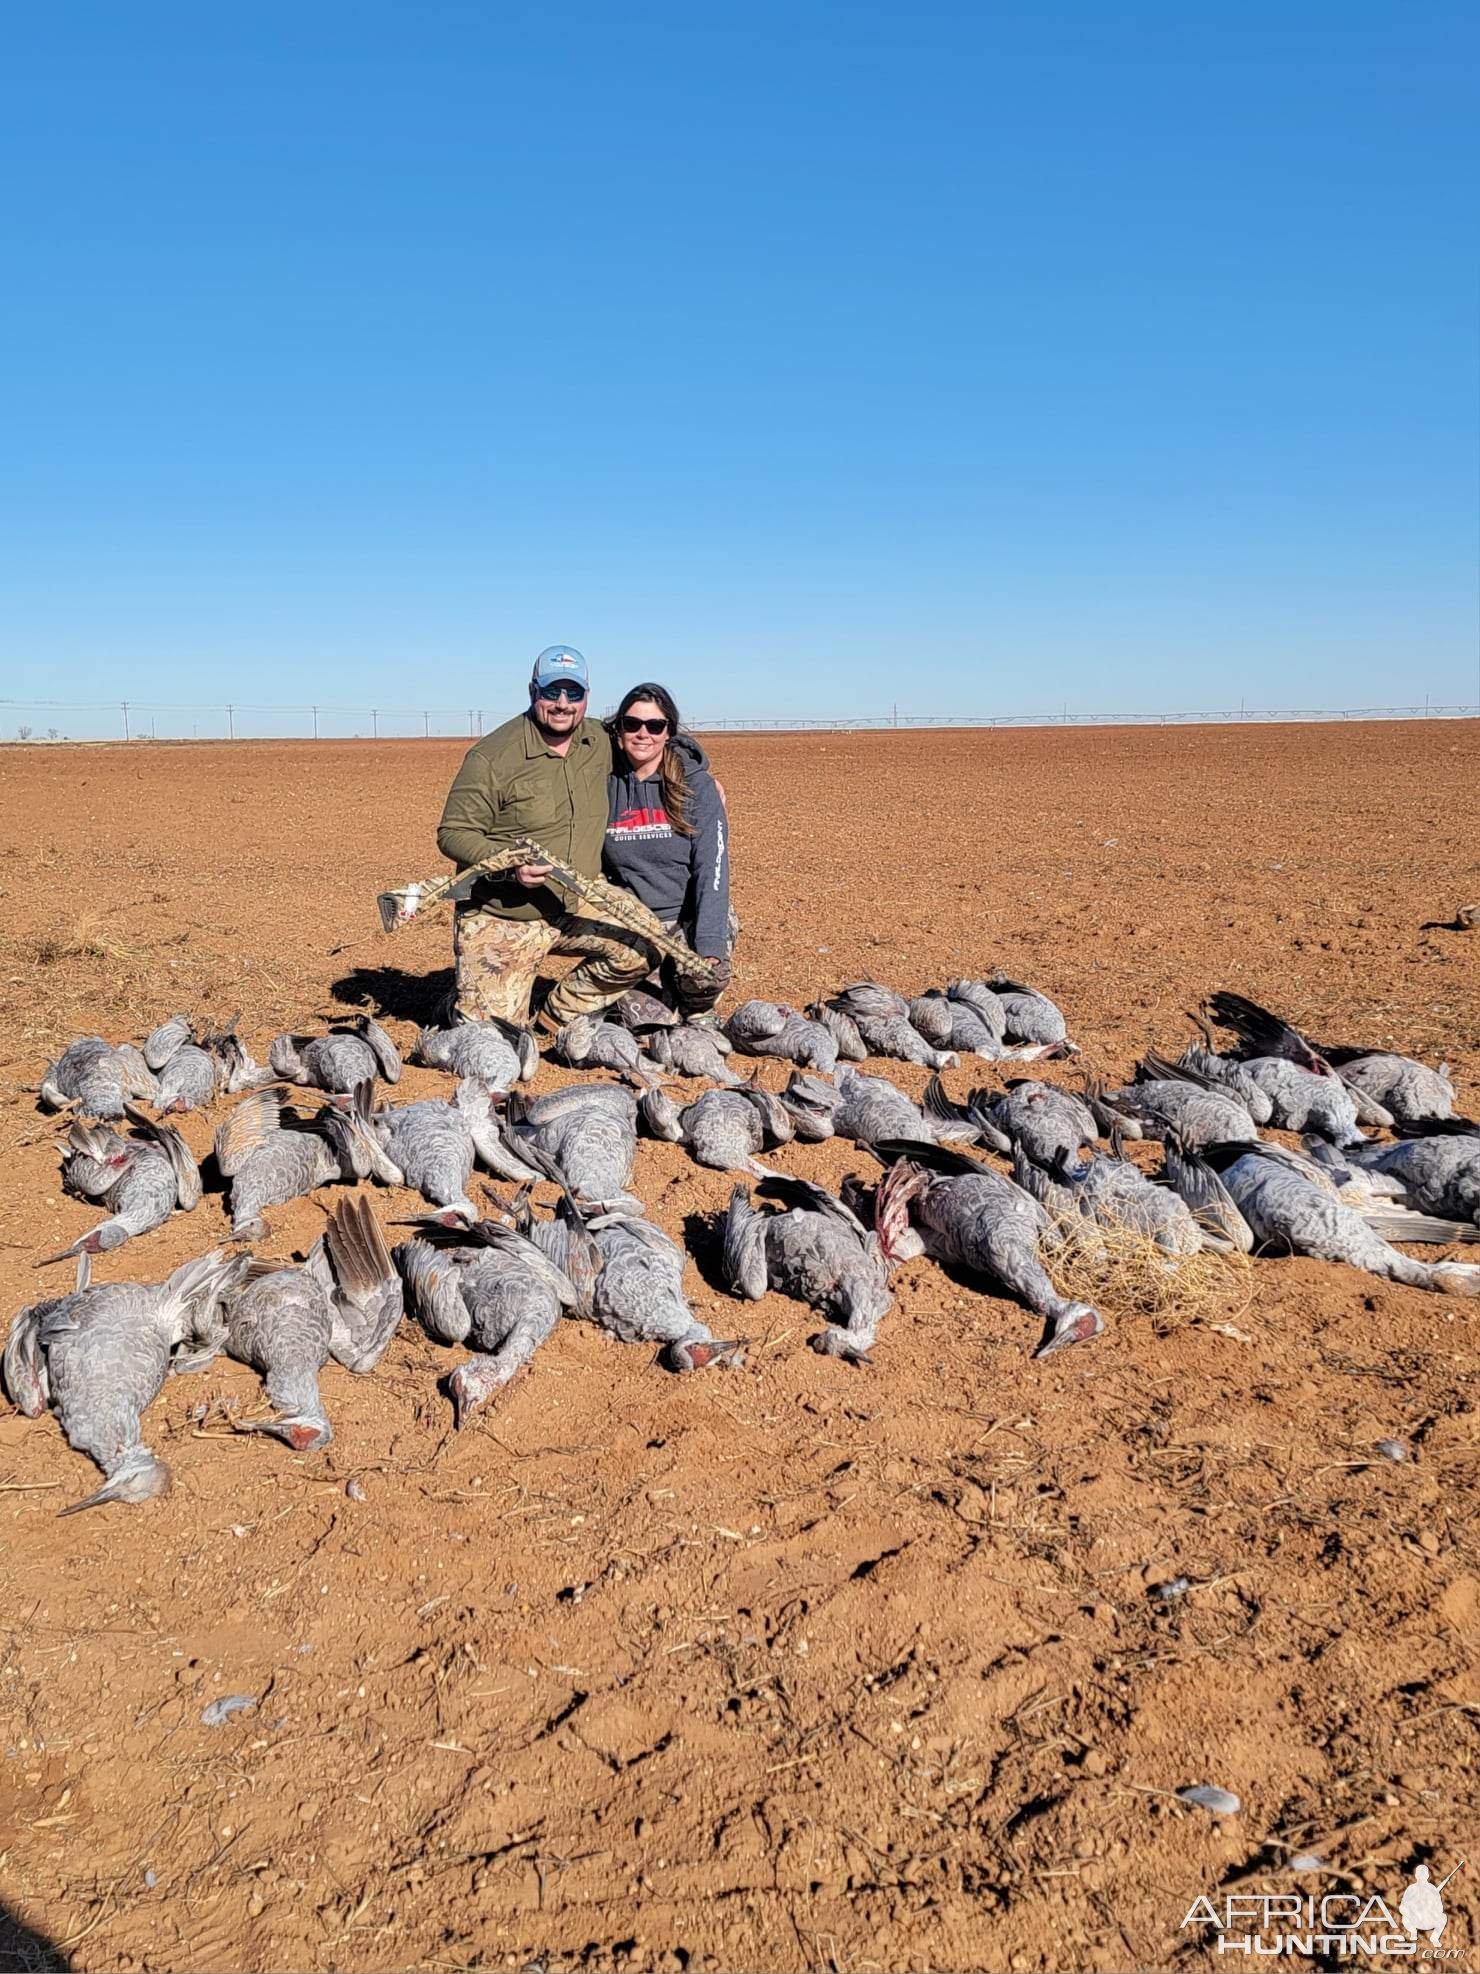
left=437, top=711, right=614, bottom=924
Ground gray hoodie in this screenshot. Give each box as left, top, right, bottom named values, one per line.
left=604, top=732, right=731, bottom=958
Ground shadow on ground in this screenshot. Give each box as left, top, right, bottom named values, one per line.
left=0, top=1902, right=64, bottom=1973
left=682, top=1207, right=732, bottom=1295
left=330, top=964, right=453, bottom=1025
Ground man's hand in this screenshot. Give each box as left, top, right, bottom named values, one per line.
left=514, top=862, right=553, bottom=889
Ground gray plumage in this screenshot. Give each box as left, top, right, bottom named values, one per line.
left=481, top=1083, right=643, bottom=1210
left=640, top=1081, right=794, bottom=1179
left=872, top=1145, right=1104, bottom=1356
left=40, top=1038, right=158, bottom=1119
left=805, top=1001, right=869, bottom=1062
left=1091, top=1056, right=1260, bottom=1150
left=827, top=983, right=958, bottom=1070
left=1011, top=1141, right=1213, bottom=1256
left=947, top=980, right=1010, bottom=1041
left=920, top=985, right=1061, bottom=1061
left=970, top=1079, right=1099, bottom=1171
left=1306, top=1127, right=1480, bottom=1228
left=1236, top=1057, right=1363, bottom=1142
left=3, top=1249, right=243, bottom=1513
left=215, top=1198, right=404, bottom=1450
left=143, top=1015, right=194, bottom=1071
left=907, top=994, right=956, bottom=1049
left=1321, top=1052, right=1461, bottom=1128
left=141, top=1016, right=272, bottom=1112
left=554, top=1014, right=659, bottom=1083
left=724, top=999, right=840, bottom=1072
left=153, top=1044, right=219, bottom=1112
left=780, top=1066, right=977, bottom=1149
left=47, top=1102, right=202, bottom=1258
left=1201, top=990, right=1392, bottom=1129
left=831, top=980, right=911, bottom=1021
left=910, top=990, right=1005, bottom=1059
left=1165, top=1139, right=1480, bottom=1295
left=723, top=1177, right=892, bottom=1359
left=370, top=1080, right=509, bottom=1223
left=396, top=1217, right=575, bottom=1423
left=412, top=1016, right=537, bottom=1091
left=269, top=1016, right=402, bottom=1094
left=529, top=1199, right=742, bottom=1372
left=214, top=1081, right=402, bottom=1240
left=988, top=977, right=1073, bottom=1050
left=1177, top=1038, right=1278, bottom=1125
left=645, top=1020, right=747, bottom=1085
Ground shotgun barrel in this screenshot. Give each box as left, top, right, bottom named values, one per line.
left=376, top=836, right=713, bottom=981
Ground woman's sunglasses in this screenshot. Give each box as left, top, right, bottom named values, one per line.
left=620, top=715, right=670, bottom=735
left=536, top=680, right=587, bottom=702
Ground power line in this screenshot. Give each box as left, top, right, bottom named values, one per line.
left=1, top=698, right=1476, bottom=740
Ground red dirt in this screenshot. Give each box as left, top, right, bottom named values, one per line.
left=0, top=722, right=1477, bottom=1973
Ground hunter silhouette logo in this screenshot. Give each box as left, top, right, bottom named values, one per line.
left=1400, top=1860, right=1463, bottom=1947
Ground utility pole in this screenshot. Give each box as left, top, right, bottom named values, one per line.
left=371, top=708, right=379, bottom=739
left=477, top=708, right=483, bottom=733
left=468, top=708, right=474, bottom=736
left=227, top=704, right=235, bottom=741
left=121, top=701, right=130, bottom=740
left=423, top=711, right=429, bottom=737
left=312, top=705, right=319, bottom=740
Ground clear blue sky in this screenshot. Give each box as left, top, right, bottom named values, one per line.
left=2, top=1, right=1477, bottom=734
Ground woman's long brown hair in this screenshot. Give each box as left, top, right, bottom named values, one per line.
left=610, top=682, right=693, bottom=837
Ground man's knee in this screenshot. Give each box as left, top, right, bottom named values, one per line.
left=555, top=919, right=656, bottom=987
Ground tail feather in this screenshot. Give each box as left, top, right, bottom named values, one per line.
left=160, top=1248, right=248, bottom=1319
left=1205, top=991, right=1328, bottom=1075
left=325, top=1196, right=396, bottom=1302
left=1359, top=1209, right=1480, bottom=1246
left=868, top=1137, right=985, bottom=1177
left=721, top=1183, right=769, bottom=1297
left=1162, top=1135, right=1255, bottom=1253
left=1138, top=1049, right=1218, bottom=1091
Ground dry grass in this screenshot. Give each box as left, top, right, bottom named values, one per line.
left=24, top=915, right=147, bottom=970
left=1043, top=1208, right=1254, bottom=1325
left=4, top=917, right=159, bottom=1056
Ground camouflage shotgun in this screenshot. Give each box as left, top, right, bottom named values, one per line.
left=376, top=835, right=713, bottom=981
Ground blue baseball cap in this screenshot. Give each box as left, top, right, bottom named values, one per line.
left=531, top=644, right=589, bottom=690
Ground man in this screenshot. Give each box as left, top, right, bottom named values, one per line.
left=437, top=645, right=658, bottom=1032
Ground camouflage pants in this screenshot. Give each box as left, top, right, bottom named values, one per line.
left=453, top=899, right=661, bottom=1029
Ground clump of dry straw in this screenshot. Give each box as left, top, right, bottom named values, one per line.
left=1044, top=1208, right=1254, bottom=1326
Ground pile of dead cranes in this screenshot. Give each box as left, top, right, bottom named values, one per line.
left=6, top=979, right=1477, bottom=1512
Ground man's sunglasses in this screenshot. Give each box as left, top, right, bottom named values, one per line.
left=535, top=680, right=587, bottom=702
left=620, top=715, right=670, bottom=735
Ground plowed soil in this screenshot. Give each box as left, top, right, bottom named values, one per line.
left=1, top=722, right=1477, bottom=1974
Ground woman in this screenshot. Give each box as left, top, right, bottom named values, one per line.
left=604, top=682, right=733, bottom=1017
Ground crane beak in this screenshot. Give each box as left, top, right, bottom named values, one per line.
left=1034, top=1305, right=1105, bottom=1358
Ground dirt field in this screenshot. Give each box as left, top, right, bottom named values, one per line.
left=1, top=721, right=1477, bottom=1974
